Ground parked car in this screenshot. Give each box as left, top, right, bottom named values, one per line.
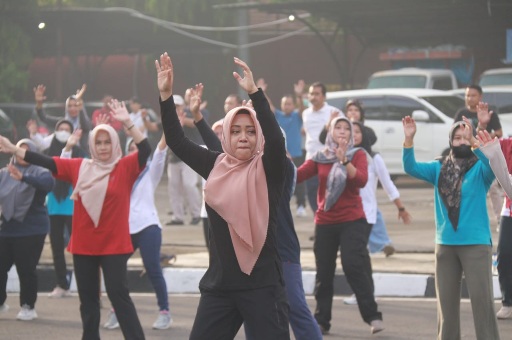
left=479, top=68, right=512, bottom=87
left=367, top=68, right=458, bottom=90
left=0, top=108, right=16, bottom=167
left=326, top=89, right=464, bottom=175
left=449, top=86, right=512, bottom=136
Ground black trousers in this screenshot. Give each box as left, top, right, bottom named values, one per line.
left=0, top=234, right=46, bottom=309
left=313, top=219, right=382, bottom=331
left=73, top=254, right=145, bottom=340
left=190, top=284, right=290, bottom=340
left=498, top=216, right=512, bottom=306
left=49, top=215, right=72, bottom=289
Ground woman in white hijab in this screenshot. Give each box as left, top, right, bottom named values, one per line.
left=0, top=100, right=151, bottom=340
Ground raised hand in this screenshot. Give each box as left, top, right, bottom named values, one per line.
left=475, top=129, right=495, bottom=148
left=75, top=84, right=87, bottom=100
left=155, top=52, right=173, bottom=101
left=402, top=116, right=417, bottom=140
left=461, top=116, right=475, bottom=143
left=8, top=164, right=23, bottom=181
left=189, top=83, right=204, bottom=116
left=232, top=57, right=258, bottom=94
left=294, top=79, right=305, bottom=96
left=65, top=129, right=82, bottom=150
left=476, top=101, right=493, bottom=127
left=256, top=78, right=268, bottom=92
left=108, top=99, right=131, bottom=124
left=241, top=99, right=253, bottom=109
left=335, top=137, right=348, bottom=162
left=95, top=112, right=111, bottom=126
left=34, top=85, right=46, bottom=106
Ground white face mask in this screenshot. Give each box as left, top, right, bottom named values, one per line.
left=55, top=130, right=71, bottom=143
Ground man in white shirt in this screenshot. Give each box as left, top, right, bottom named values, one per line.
left=302, top=82, right=342, bottom=213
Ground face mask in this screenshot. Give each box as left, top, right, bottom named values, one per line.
left=55, top=130, right=71, bottom=143
left=452, top=144, right=473, bottom=158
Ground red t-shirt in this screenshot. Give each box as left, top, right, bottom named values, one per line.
left=53, top=153, right=142, bottom=255
left=297, top=150, right=368, bottom=225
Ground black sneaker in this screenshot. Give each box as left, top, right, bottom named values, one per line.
left=166, top=219, right=184, bottom=226
left=190, top=217, right=201, bottom=225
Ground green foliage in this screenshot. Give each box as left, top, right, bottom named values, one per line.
left=0, top=0, right=34, bottom=101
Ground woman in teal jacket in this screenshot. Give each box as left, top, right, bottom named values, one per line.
left=402, top=116, right=500, bottom=340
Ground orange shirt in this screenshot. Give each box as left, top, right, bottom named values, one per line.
left=53, top=153, right=142, bottom=255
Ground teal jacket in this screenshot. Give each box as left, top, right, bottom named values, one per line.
left=403, top=147, right=494, bottom=246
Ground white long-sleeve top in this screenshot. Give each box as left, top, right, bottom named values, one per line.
left=303, top=103, right=342, bottom=159
left=479, top=139, right=512, bottom=216
left=359, top=153, right=400, bottom=224
left=129, top=145, right=167, bottom=233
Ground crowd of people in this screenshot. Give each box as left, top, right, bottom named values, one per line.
left=0, top=52, right=509, bottom=340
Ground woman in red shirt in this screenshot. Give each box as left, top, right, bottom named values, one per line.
left=0, top=100, right=150, bottom=340
left=297, top=115, right=383, bottom=335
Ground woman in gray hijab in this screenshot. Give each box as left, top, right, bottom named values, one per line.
left=0, top=139, right=54, bottom=321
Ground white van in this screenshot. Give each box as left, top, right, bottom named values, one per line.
left=479, top=68, right=512, bottom=86
left=326, top=89, right=464, bottom=176
left=367, top=68, right=458, bottom=90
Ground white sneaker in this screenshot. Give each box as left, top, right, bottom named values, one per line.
left=152, top=311, right=172, bottom=329
left=370, top=319, right=385, bottom=334
left=296, top=205, right=307, bottom=217
left=48, top=286, right=71, bottom=298
left=343, top=294, right=358, bottom=305
left=16, top=305, right=37, bottom=321
left=497, top=306, right=512, bottom=319
left=103, top=310, right=119, bottom=329
left=0, top=304, right=9, bottom=313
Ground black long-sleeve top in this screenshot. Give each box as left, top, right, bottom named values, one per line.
left=161, top=89, right=287, bottom=290
left=24, top=139, right=151, bottom=173
left=195, top=118, right=301, bottom=264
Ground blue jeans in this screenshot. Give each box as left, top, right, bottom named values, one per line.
left=368, top=209, right=392, bottom=254
left=283, top=262, right=322, bottom=340
left=131, top=225, right=169, bottom=311
left=306, top=176, right=319, bottom=214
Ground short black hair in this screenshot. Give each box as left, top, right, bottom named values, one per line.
left=310, top=82, right=326, bottom=96
left=467, top=84, right=483, bottom=95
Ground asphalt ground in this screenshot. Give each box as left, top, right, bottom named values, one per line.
left=1, top=294, right=511, bottom=339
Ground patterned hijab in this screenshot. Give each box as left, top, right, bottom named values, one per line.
left=312, top=116, right=360, bottom=211
left=204, top=106, right=268, bottom=275
left=438, top=122, right=478, bottom=230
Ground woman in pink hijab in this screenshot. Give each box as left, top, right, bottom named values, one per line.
left=157, top=53, right=289, bottom=339
left=0, top=100, right=151, bottom=340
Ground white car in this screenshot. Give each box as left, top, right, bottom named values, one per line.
left=326, top=89, right=464, bottom=176
left=449, top=86, right=512, bottom=137
left=367, top=68, right=458, bottom=90
left=479, top=68, right=512, bottom=87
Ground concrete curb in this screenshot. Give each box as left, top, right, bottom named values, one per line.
left=6, top=266, right=503, bottom=299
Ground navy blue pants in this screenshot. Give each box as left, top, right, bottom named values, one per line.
left=131, top=225, right=169, bottom=311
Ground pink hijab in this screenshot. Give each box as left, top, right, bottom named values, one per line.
left=204, top=106, right=268, bottom=275
left=70, top=124, right=122, bottom=227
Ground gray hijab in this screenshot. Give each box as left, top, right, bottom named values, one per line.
left=0, top=139, right=50, bottom=222
left=312, top=116, right=361, bottom=211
